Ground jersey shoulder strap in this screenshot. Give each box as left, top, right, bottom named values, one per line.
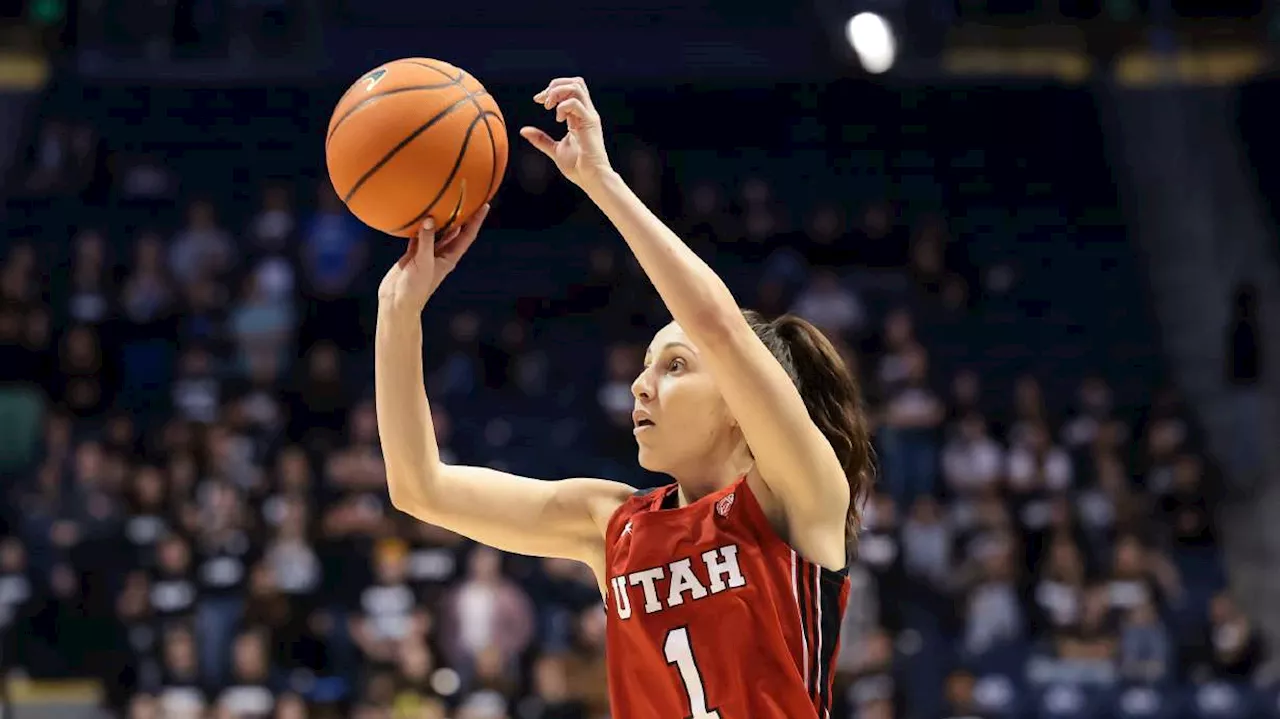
left=605, top=483, right=673, bottom=542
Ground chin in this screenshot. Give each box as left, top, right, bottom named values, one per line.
left=635, top=445, right=667, bottom=474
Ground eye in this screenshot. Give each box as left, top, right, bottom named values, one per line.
left=667, top=357, right=686, bottom=373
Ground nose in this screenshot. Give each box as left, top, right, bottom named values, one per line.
left=631, top=368, right=653, bottom=402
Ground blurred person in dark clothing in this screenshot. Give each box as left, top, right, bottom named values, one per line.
left=1194, top=592, right=1263, bottom=681
left=879, top=346, right=944, bottom=507
left=1158, top=454, right=1217, bottom=549
left=53, top=325, right=116, bottom=418
left=148, top=624, right=205, bottom=717
left=149, top=533, right=198, bottom=626
left=300, top=184, right=368, bottom=349
left=177, top=277, right=229, bottom=348
left=289, top=341, right=351, bottom=448
left=859, top=493, right=906, bottom=631
left=214, top=628, right=276, bottom=717
left=193, top=480, right=258, bottom=687
left=62, top=229, right=114, bottom=326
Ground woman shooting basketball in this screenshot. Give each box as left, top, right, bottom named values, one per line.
left=375, top=76, right=873, bottom=718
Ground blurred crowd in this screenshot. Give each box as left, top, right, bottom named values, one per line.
left=0, top=108, right=1249, bottom=719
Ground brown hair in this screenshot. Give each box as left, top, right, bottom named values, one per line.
left=743, top=311, right=875, bottom=556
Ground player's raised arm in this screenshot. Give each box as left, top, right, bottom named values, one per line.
left=374, top=206, right=633, bottom=567
left=521, top=78, right=853, bottom=570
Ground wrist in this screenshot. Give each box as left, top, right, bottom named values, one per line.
left=377, top=301, right=426, bottom=332
left=579, top=165, right=623, bottom=197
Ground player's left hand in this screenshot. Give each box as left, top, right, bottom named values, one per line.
left=520, top=77, right=613, bottom=190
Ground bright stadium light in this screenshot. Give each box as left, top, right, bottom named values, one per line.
left=844, top=12, right=897, bottom=74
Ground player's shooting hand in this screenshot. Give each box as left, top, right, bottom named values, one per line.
left=377, top=203, right=489, bottom=315
left=520, top=77, right=613, bottom=190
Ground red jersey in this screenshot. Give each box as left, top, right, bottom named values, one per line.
left=604, top=476, right=850, bottom=719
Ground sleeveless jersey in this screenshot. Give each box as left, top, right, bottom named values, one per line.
left=603, top=476, right=850, bottom=719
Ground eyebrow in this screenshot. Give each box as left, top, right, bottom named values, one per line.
left=644, top=341, right=695, bottom=362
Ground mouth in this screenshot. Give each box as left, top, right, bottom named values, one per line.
left=633, top=418, right=655, bottom=434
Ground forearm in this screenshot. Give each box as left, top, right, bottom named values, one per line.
left=374, top=306, right=442, bottom=503
left=583, top=169, right=739, bottom=332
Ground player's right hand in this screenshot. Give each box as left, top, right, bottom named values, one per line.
left=377, top=203, right=489, bottom=315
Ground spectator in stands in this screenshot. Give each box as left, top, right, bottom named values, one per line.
left=439, top=546, right=534, bottom=689
left=901, top=494, right=952, bottom=590
left=65, top=229, right=113, bottom=325
left=943, top=412, right=1004, bottom=497
left=844, top=628, right=901, bottom=718
left=248, top=185, right=297, bottom=252
left=1119, top=597, right=1171, bottom=683
left=300, top=185, right=368, bottom=348
left=121, top=231, right=176, bottom=329
left=151, top=625, right=203, bottom=717
left=961, top=535, right=1023, bottom=656
left=229, top=271, right=295, bottom=374
left=880, top=346, right=944, bottom=506
left=170, top=199, right=236, bottom=285
left=791, top=269, right=867, bottom=339
left=215, top=628, right=275, bottom=716
left=1197, top=592, right=1263, bottom=681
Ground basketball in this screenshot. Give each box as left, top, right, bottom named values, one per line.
left=325, top=58, right=508, bottom=238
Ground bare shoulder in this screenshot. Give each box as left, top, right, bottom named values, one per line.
left=555, top=477, right=636, bottom=535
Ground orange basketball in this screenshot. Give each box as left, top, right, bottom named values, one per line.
left=325, top=58, right=508, bottom=238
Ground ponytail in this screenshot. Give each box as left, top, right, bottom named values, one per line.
left=743, top=311, right=875, bottom=553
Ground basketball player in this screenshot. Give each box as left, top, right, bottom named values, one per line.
left=375, top=77, right=874, bottom=718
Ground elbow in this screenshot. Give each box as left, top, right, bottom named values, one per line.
left=385, top=461, right=444, bottom=518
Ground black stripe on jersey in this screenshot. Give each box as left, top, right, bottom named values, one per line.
left=815, top=566, right=847, bottom=717
left=794, top=556, right=815, bottom=700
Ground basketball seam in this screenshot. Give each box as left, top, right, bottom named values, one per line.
left=404, top=60, right=458, bottom=82
left=326, top=78, right=464, bottom=147
left=392, top=111, right=500, bottom=235
left=339, top=90, right=488, bottom=205
left=477, top=113, right=500, bottom=205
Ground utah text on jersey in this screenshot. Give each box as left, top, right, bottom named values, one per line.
left=609, top=544, right=747, bottom=619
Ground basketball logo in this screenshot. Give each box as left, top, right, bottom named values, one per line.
left=362, top=68, right=387, bottom=92
left=716, top=493, right=735, bottom=518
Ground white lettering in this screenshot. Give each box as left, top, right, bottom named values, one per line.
left=612, top=576, right=632, bottom=619
left=610, top=544, right=747, bottom=619
left=666, top=558, right=709, bottom=607
left=629, top=567, right=666, bottom=614
left=702, top=545, right=746, bottom=593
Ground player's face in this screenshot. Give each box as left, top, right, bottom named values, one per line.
left=631, top=322, right=737, bottom=475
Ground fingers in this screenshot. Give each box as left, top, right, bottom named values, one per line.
left=437, top=204, right=490, bottom=270
left=534, top=77, right=589, bottom=105
left=519, top=126, right=556, bottom=157
left=554, top=98, right=588, bottom=125
left=399, top=218, right=435, bottom=268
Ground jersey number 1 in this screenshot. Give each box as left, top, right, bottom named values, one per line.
left=663, top=627, right=722, bottom=719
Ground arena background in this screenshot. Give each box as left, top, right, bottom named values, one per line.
left=0, top=0, right=1279, bottom=717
